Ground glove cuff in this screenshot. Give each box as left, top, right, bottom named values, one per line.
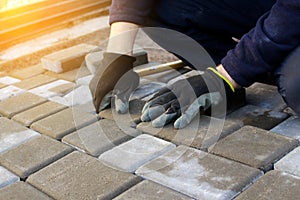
left=207, top=67, right=235, bottom=92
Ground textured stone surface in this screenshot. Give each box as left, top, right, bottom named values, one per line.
left=0, top=118, right=40, bottom=154
left=227, top=104, right=289, bottom=130
left=29, top=79, right=75, bottom=98
left=113, top=180, right=193, bottom=200
left=275, top=147, right=300, bottom=177
left=30, top=108, right=98, bottom=139
left=136, top=145, right=262, bottom=200
left=45, top=65, right=91, bottom=82
left=12, top=101, right=67, bottom=127
left=0, top=92, right=47, bottom=118
left=209, top=126, right=298, bottom=171
left=99, top=134, right=176, bottom=172
left=271, top=116, right=300, bottom=141
left=27, top=151, right=141, bottom=200
left=246, top=82, right=286, bottom=111
left=62, top=119, right=140, bottom=157
left=235, top=170, right=300, bottom=200
left=0, top=166, right=19, bottom=188
left=0, top=76, right=20, bottom=85
left=13, top=74, right=57, bottom=90
left=0, top=136, right=73, bottom=178
left=11, top=64, right=46, bottom=80
left=0, top=182, right=52, bottom=200
left=137, top=116, right=240, bottom=150
left=0, top=85, right=25, bottom=101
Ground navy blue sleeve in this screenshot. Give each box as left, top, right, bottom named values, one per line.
left=109, top=0, right=156, bottom=25
left=221, top=0, right=300, bottom=87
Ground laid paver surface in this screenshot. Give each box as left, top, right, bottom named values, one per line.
left=30, top=107, right=98, bottom=139
left=12, top=74, right=57, bottom=90
left=0, top=181, right=53, bottom=200
left=209, top=126, right=298, bottom=171
left=136, top=145, right=262, bottom=200
left=62, top=119, right=140, bottom=157
left=275, top=146, right=300, bottom=177
left=11, top=64, right=46, bottom=80
left=113, top=180, right=193, bottom=200
left=0, top=166, right=19, bottom=189
left=271, top=116, right=300, bottom=141
left=235, top=170, right=300, bottom=200
left=0, top=135, right=73, bottom=179
left=0, top=117, right=40, bottom=154
left=0, top=85, right=25, bottom=101
left=27, top=151, right=141, bottom=200
left=0, top=92, right=47, bottom=118
left=99, top=134, right=176, bottom=172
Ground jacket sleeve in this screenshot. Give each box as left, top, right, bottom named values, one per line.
left=221, top=0, right=300, bottom=87
left=109, top=0, right=156, bottom=25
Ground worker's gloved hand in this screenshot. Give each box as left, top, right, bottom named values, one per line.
left=89, top=52, right=139, bottom=113
left=141, top=68, right=235, bottom=129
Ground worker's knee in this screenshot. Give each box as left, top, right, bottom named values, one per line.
left=276, top=46, right=300, bottom=115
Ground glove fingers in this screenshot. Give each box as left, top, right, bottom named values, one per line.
left=141, top=99, right=177, bottom=122
left=141, top=90, right=175, bottom=113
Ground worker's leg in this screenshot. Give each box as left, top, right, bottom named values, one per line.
left=275, top=46, right=300, bottom=115
left=144, top=0, right=276, bottom=64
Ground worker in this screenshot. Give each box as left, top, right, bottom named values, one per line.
left=89, top=0, right=300, bottom=129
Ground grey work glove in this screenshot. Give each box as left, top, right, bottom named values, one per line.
left=89, top=52, right=139, bottom=113
left=141, top=68, right=235, bottom=129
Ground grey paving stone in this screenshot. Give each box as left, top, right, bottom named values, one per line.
left=13, top=74, right=57, bottom=90
left=27, top=151, right=141, bottom=200
left=235, top=170, right=300, bottom=200
left=113, top=180, right=193, bottom=200
left=137, top=116, right=240, bottom=150
left=11, top=64, right=46, bottom=80
left=275, top=147, right=300, bottom=177
left=209, top=126, right=298, bottom=171
left=99, top=134, right=176, bottom=172
left=0, top=166, right=19, bottom=188
left=99, top=99, right=146, bottom=127
left=0, top=118, right=40, bottom=154
left=0, top=92, right=47, bottom=118
left=31, top=107, right=98, bottom=139
left=12, top=101, right=67, bottom=127
left=246, top=82, right=286, bottom=111
left=0, top=85, right=25, bottom=101
left=0, top=136, right=73, bottom=179
left=0, top=181, right=52, bottom=200
left=62, top=119, right=140, bottom=157
left=227, top=104, right=289, bottom=130
left=271, top=116, right=300, bottom=141
left=136, top=145, right=262, bottom=200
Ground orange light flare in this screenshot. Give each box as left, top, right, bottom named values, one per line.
left=0, top=0, right=44, bottom=11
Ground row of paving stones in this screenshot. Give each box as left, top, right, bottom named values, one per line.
left=0, top=61, right=300, bottom=199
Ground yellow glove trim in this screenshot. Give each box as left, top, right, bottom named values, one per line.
left=207, top=67, right=235, bottom=92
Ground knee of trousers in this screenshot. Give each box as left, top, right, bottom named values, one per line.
left=276, top=46, right=300, bottom=115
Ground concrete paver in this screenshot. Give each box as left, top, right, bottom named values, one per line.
left=0, top=83, right=6, bottom=89
left=235, top=170, right=300, bottom=200
left=0, top=182, right=52, bottom=200
left=113, top=180, right=193, bottom=200
left=12, top=101, right=67, bottom=127
left=209, top=126, right=298, bottom=171
left=0, top=136, right=73, bottom=179
left=136, top=145, right=262, bottom=200
left=45, top=66, right=91, bottom=82
left=275, top=147, right=300, bottom=177
left=99, top=134, right=176, bottom=172
left=0, top=117, right=40, bottom=154
left=0, top=76, right=20, bottom=85
left=137, top=116, right=240, bottom=150
left=0, top=92, right=47, bottom=118
left=271, top=116, right=300, bottom=141
left=246, top=83, right=286, bottom=111
left=227, top=104, right=289, bottom=130
left=13, top=74, right=57, bottom=90
left=11, top=64, right=46, bottom=80
left=0, top=166, right=19, bottom=188
left=27, top=151, right=141, bottom=200
left=0, top=85, right=25, bottom=101
left=30, top=107, right=98, bottom=139
left=29, top=79, right=75, bottom=98
left=62, top=119, right=140, bottom=157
